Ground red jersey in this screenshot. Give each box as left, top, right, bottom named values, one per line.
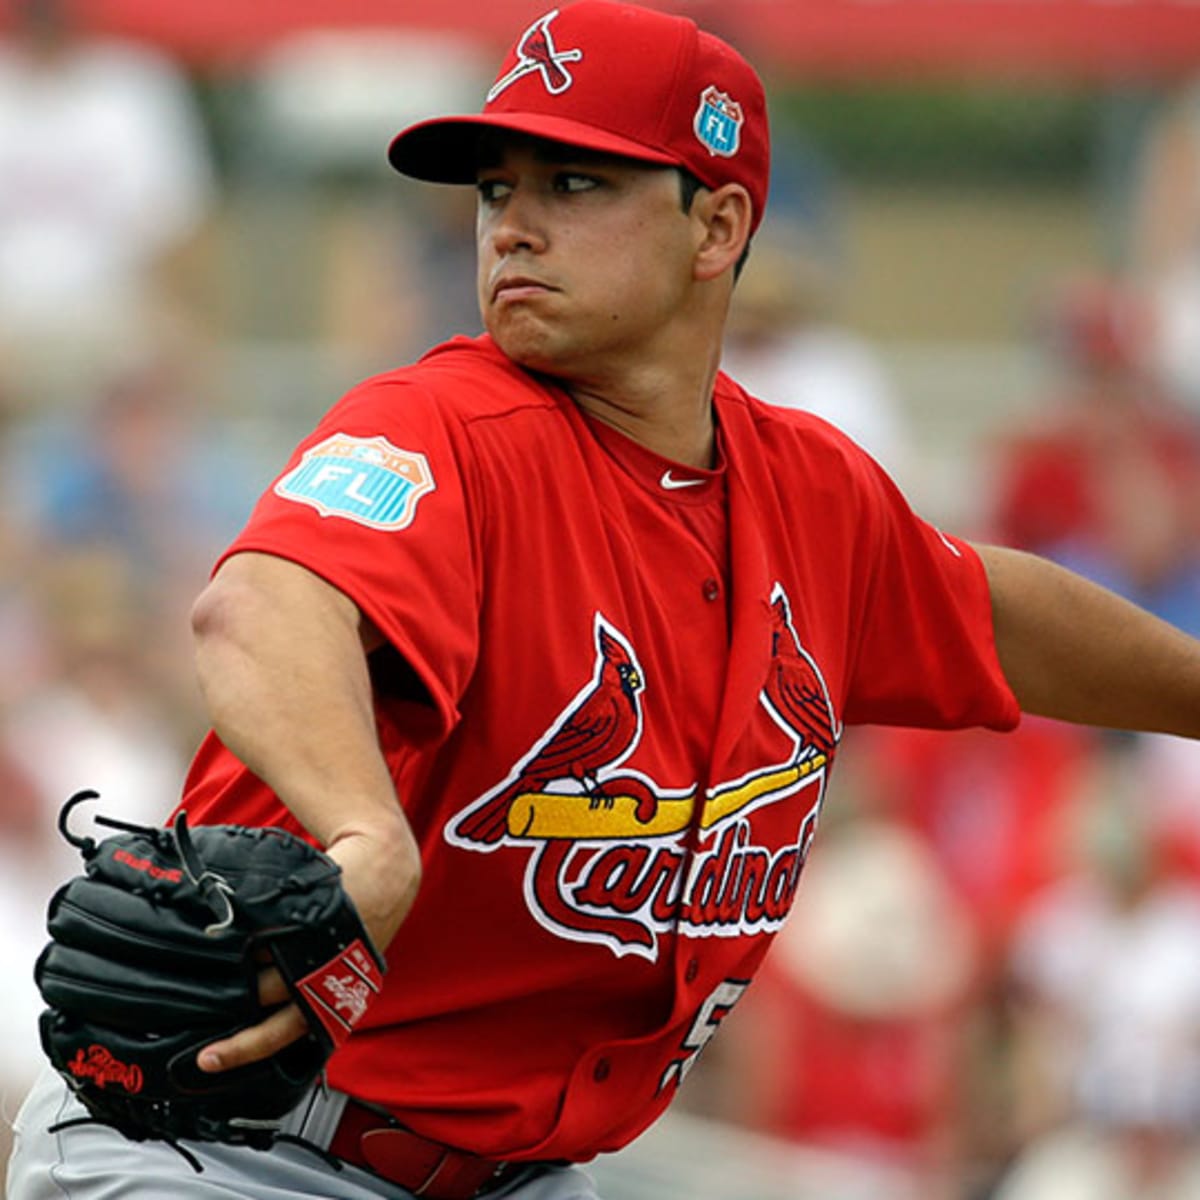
left=179, top=334, right=1018, bottom=1162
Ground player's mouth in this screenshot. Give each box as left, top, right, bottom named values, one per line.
left=491, top=275, right=555, bottom=303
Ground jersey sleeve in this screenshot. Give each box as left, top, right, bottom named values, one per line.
left=215, top=376, right=481, bottom=736
left=841, top=452, right=1021, bottom=732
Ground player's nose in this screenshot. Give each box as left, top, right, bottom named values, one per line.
left=483, top=187, right=548, bottom=257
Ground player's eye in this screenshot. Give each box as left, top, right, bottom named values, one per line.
left=476, top=178, right=512, bottom=203
left=553, top=172, right=599, bottom=194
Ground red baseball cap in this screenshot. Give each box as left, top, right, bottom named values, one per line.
left=388, top=0, right=770, bottom=233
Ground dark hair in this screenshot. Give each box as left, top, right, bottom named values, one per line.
left=678, top=169, right=751, bottom=280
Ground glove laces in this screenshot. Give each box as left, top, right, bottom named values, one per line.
left=171, top=810, right=236, bottom=935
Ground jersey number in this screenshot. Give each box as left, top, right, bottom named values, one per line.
left=659, top=978, right=749, bottom=1092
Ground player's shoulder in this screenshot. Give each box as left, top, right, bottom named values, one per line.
left=345, top=335, right=556, bottom=425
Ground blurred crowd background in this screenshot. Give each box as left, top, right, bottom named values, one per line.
left=4, top=0, right=1200, bottom=1196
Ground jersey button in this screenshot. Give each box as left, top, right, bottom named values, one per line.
left=593, top=1058, right=611, bottom=1083
left=701, top=578, right=721, bottom=602
left=684, top=957, right=699, bottom=983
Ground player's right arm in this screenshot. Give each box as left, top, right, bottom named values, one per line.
left=189, top=549, right=422, bottom=1071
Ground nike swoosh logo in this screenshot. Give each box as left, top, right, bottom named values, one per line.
left=660, top=470, right=705, bottom=491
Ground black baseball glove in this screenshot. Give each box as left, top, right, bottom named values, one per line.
left=35, top=790, right=386, bottom=1150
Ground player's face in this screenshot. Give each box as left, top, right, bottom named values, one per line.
left=474, top=135, right=700, bottom=379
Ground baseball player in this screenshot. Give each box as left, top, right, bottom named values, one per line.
left=11, top=3, right=1200, bottom=1198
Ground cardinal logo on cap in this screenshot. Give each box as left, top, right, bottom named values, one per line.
left=694, top=86, right=743, bottom=157
left=487, top=9, right=584, bottom=102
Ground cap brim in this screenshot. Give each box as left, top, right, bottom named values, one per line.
left=388, top=113, right=682, bottom=183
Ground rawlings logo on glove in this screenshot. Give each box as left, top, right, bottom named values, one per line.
left=297, top=942, right=384, bottom=1043
left=68, top=1045, right=145, bottom=1093
left=35, top=790, right=386, bottom=1152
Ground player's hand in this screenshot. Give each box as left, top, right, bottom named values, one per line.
left=197, top=965, right=304, bottom=1073
left=198, top=819, right=421, bottom=1074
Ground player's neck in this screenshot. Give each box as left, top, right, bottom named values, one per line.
left=569, top=384, right=715, bottom=468
left=563, top=357, right=721, bottom=470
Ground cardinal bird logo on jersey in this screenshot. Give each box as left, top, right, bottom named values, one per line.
left=486, top=9, right=584, bottom=102
left=762, top=583, right=842, bottom=761
left=451, top=616, right=647, bottom=847
left=447, top=591, right=841, bottom=961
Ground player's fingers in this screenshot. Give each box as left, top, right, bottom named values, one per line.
left=196, top=1002, right=309, bottom=1073
left=257, top=965, right=289, bottom=1007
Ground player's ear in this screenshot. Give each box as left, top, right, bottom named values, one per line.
left=692, top=183, right=752, bottom=282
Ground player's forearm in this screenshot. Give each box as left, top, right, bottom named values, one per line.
left=191, top=551, right=421, bottom=940
left=977, top=543, right=1200, bottom=737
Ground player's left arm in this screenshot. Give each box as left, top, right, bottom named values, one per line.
left=977, top=543, right=1200, bottom=736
